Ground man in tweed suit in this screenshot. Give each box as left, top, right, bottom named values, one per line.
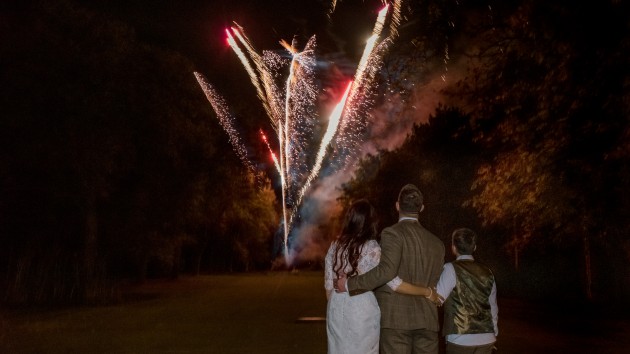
left=335, top=184, right=445, bottom=353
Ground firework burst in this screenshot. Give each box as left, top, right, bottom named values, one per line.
left=196, top=2, right=404, bottom=264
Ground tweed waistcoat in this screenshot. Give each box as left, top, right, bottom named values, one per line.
left=443, top=260, right=495, bottom=335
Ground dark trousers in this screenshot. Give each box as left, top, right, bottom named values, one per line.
left=380, top=328, right=439, bottom=354
left=446, top=341, right=495, bottom=354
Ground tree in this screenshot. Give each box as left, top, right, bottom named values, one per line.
left=0, top=0, right=228, bottom=303
left=341, top=107, right=483, bottom=240
left=226, top=173, right=279, bottom=272
left=452, top=0, right=630, bottom=299
left=1, top=0, right=142, bottom=303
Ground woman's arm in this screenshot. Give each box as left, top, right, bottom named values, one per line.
left=394, top=281, right=442, bottom=304
left=395, top=281, right=430, bottom=296
left=324, top=243, right=336, bottom=301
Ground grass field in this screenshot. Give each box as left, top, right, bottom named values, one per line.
left=1, top=271, right=629, bottom=353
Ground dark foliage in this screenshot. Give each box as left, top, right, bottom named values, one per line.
left=0, top=0, right=278, bottom=305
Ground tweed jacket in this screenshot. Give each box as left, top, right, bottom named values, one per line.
left=347, top=219, right=445, bottom=331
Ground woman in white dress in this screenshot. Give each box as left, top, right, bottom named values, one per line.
left=324, top=199, right=400, bottom=354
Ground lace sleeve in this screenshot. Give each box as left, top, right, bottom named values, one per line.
left=387, top=276, right=403, bottom=290
left=324, top=242, right=336, bottom=298
left=358, top=240, right=381, bottom=274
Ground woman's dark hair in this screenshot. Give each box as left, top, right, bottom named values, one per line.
left=332, top=199, right=378, bottom=277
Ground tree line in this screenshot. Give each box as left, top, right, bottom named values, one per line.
left=340, top=0, right=630, bottom=302
left=1, top=0, right=279, bottom=305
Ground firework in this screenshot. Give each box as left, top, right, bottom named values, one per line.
left=260, top=129, right=282, bottom=177
left=197, top=2, right=404, bottom=264
left=193, top=72, right=254, bottom=171
left=295, top=81, right=352, bottom=209
left=336, top=4, right=394, bottom=168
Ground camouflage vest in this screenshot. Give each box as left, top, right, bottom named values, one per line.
left=443, top=259, right=495, bottom=335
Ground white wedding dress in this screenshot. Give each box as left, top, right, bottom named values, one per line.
left=324, top=240, right=401, bottom=354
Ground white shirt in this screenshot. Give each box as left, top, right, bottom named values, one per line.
left=436, top=255, right=498, bottom=346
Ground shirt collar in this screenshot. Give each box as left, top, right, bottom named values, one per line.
left=398, top=217, right=418, bottom=222
left=456, top=255, right=474, bottom=261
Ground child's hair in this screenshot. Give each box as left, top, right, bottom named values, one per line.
left=452, top=228, right=477, bottom=255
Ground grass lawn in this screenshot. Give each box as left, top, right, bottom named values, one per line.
left=1, top=271, right=629, bottom=353
left=1, top=272, right=328, bottom=354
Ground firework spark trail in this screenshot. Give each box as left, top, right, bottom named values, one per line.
left=230, top=26, right=293, bottom=258
left=295, top=81, right=352, bottom=209
left=201, top=1, right=406, bottom=264
left=333, top=4, right=393, bottom=167
left=231, top=28, right=318, bottom=207
left=193, top=72, right=254, bottom=170
left=388, top=0, right=403, bottom=38
left=282, top=40, right=297, bottom=189
left=349, top=4, right=389, bottom=108
left=352, top=35, right=378, bottom=93
left=260, top=129, right=282, bottom=176
left=282, top=37, right=318, bottom=192
left=277, top=123, right=289, bottom=259
left=372, top=4, right=389, bottom=39
left=268, top=120, right=290, bottom=260
left=328, top=0, right=338, bottom=17
left=225, top=28, right=271, bottom=129
left=231, top=26, right=284, bottom=129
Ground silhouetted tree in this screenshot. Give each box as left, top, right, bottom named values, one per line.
left=0, top=0, right=259, bottom=303
left=341, top=107, right=483, bottom=240
left=451, top=0, right=630, bottom=299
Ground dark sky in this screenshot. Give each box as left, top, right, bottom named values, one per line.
left=84, top=0, right=388, bottom=87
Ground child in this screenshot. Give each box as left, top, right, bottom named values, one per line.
left=394, top=228, right=498, bottom=354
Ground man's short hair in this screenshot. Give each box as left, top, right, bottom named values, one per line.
left=452, top=228, right=477, bottom=255
left=398, top=184, right=423, bottom=213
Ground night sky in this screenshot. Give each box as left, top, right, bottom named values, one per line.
left=83, top=0, right=387, bottom=94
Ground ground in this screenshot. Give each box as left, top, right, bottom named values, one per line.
left=1, top=271, right=628, bottom=353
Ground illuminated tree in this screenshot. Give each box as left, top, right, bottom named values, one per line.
left=454, top=0, right=630, bottom=298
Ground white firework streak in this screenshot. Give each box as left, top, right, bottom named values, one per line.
left=193, top=72, right=254, bottom=171
left=225, top=29, right=276, bottom=129
left=294, top=81, right=352, bottom=210
left=350, top=5, right=388, bottom=104
left=389, top=0, right=403, bottom=39
left=281, top=39, right=297, bottom=188
left=231, top=26, right=284, bottom=129
left=328, top=0, right=338, bottom=17
left=372, top=4, right=390, bottom=39
left=268, top=122, right=289, bottom=260
left=277, top=123, right=290, bottom=259
left=282, top=37, right=318, bottom=196
left=335, top=4, right=394, bottom=166
left=352, top=35, right=379, bottom=94
left=337, top=37, right=394, bottom=167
